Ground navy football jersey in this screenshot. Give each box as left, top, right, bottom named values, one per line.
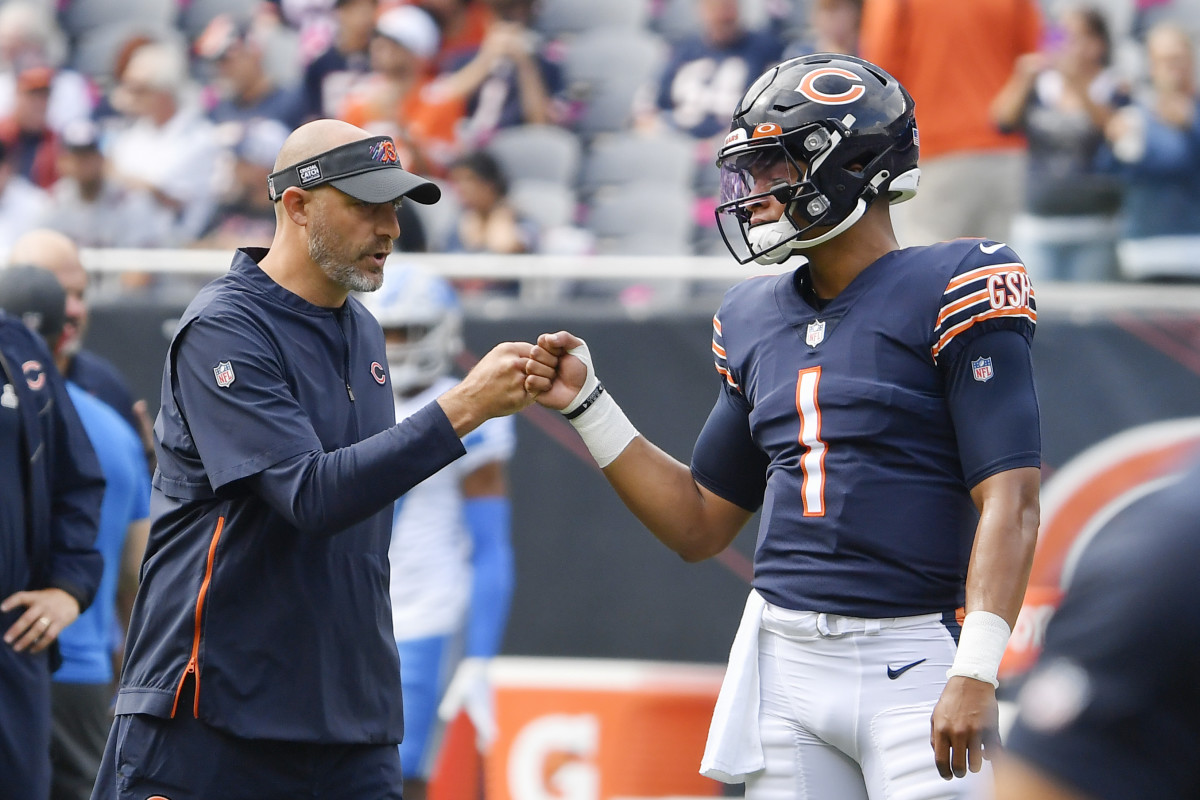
left=692, top=240, right=1041, bottom=616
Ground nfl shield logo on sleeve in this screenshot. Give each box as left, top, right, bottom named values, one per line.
left=214, top=361, right=236, bottom=388
left=806, top=319, right=826, bottom=347
left=971, top=356, right=994, bottom=383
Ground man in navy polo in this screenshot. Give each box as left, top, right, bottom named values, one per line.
left=90, top=119, right=558, bottom=800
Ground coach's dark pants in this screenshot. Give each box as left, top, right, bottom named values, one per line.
left=90, top=689, right=403, bottom=800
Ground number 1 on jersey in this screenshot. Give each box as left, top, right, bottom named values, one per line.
left=795, top=367, right=826, bottom=516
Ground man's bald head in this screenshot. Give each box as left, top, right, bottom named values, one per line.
left=8, top=228, right=84, bottom=281
left=273, top=118, right=375, bottom=173
left=8, top=228, right=89, bottom=357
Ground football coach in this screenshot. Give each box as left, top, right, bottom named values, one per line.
left=91, top=119, right=558, bottom=800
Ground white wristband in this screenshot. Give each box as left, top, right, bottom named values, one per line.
left=946, top=610, right=1011, bottom=689
left=561, top=342, right=638, bottom=468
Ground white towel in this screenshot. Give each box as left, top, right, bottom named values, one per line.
left=700, top=590, right=766, bottom=783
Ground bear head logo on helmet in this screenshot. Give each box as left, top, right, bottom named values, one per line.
left=715, top=53, right=920, bottom=266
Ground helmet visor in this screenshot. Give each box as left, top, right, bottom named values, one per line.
left=714, top=143, right=816, bottom=264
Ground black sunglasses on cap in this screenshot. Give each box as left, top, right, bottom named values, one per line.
left=267, top=136, right=441, bottom=205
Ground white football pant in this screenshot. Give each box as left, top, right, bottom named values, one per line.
left=746, top=604, right=990, bottom=800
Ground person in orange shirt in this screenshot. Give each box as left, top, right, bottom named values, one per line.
left=413, top=0, right=494, bottom=75
left=339, top=4, right=465, bottom=176
left=860, top=0, right=1042, bottom=246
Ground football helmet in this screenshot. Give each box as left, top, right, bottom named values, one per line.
left=361, top=262, right=463, bottom=395
left=715, top=53, right=920, bottom=265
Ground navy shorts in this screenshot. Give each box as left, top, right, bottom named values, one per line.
left=90, top=701, right=403, bottom=800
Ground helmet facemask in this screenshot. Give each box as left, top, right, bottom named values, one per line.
left=384, top=315, right=463, bottom=396
left=716, top=118, right=896, bottom=265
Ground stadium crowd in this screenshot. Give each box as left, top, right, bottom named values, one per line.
left=0, top=0, right=1197, bottom=294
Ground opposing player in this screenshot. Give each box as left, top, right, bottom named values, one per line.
left=533, top=54, right=1041, bottom=798
left=361, top=264, right=515, bottom=800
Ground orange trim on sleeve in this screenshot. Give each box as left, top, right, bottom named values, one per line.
left=943, top=263, right=1023, bottom=294
left=931, top=307, right=1037, bottom=359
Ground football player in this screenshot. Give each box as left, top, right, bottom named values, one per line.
left=362, top=264, right=515, bottom=800
left=532, top=54, right=1041, bottom=799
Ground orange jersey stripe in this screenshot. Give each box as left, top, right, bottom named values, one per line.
left=932, top=307, right=1037, bottom=359
left=943, top=262, right=1024, bottom=293
left=935, top=288, right=991, bottom=328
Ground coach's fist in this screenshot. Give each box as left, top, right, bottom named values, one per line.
left=438, top=341, right=557, bottom=435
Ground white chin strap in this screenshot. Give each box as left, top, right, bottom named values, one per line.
left=748, top=199, right=868, bottom=265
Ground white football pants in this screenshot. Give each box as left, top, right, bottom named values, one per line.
left=745, top=604, right=991, bottom=800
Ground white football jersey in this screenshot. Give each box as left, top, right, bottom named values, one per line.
left=388, top=376, right=516, bottom=640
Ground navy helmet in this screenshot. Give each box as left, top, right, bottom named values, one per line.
left=715, top=53, right=920, bottom=265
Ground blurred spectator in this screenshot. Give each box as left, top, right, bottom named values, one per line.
left=0, top=264, right=151, bottom=800
left=7, top=229, right=154, bottom=463
left=195, top=118, right=291, bottom=249
left=645, top=0, right=784, bottom=141
left=272, top=0, right=340, bottom=65
left=437, top=0, right=566, bottom=147
left=0, top=137, right=51, bottom=262
left=784, top=0, right=863, bottom=59
left=40, top=119, right=171, bottom=248
left=0, top=65, right=59, bottom=188
left=0, top=1, right=94, bottom=134
left=104, top=41, right=221, bottom=246
left=991, top=5, right=1127, bottom=282
left=446, top=149, right=534, bottom=252
left=1101, top=22, right=1200, bottom=281
left=860, top=0, right=1043, bottom=245
left=196, top=14, right=305, bottom=131
left=339, top=4, right=464, bottom=175
left=301, top=0, right=378, bottom=121
left=89, top=33, right=156, bottom=126
left=416, top=0, right=494, bottom=76
left=445, top=150, right=530, bottom=293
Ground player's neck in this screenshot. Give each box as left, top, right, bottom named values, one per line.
left=803, top=208, right=900, bottom=300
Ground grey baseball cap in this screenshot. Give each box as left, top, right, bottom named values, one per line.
left=267, top=135, right=441, bottom=205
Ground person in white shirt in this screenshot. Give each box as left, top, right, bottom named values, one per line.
left=0, top=137, right=50, bottom=262
left=103, top=41, right=221, bottom=246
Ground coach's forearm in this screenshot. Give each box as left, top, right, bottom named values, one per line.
left=251, top=402, right=465, bottom=535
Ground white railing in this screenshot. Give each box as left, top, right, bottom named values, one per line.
left=79, top=249, right=1200, bottom=314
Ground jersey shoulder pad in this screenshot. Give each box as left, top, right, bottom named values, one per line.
left=932, top=240, right=1036, bottom=363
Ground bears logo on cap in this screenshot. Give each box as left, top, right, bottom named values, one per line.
left=369, top=140, right=399, bottom=164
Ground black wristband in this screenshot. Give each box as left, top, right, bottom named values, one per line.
left=563, top=383, right=605, bottom=420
